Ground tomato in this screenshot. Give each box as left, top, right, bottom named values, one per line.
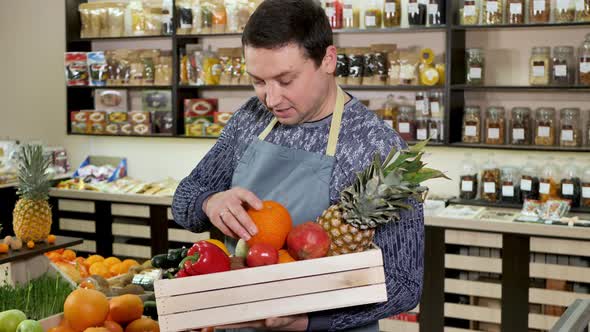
left=246, top=243, right=278, bottom=267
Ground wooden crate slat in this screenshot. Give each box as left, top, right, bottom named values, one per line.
left=112, top=243, right=151, bottom=258
left=155, top=248, right=383, bottom=297
left=59, top=218, right=96, bottom=233
left=111, top=203, right=150, bottom=218
left=528, top=313, right=560, bottom=330
left=58, top=199, right=95, bottom=213
left=168, top=228, right=208, bottom=243
left=445, top=230, right=502, bottom=248
left=445, top=254, right=502, bottom=273
left=444, top=278, right=501, bottom=299
left=379, top=319, right=419, bottom=332
left=444, top=303, right=501, bottom=324
left=530, top=237, right=590, bottom=257
left=112, top=223, right=151, bottom=239
left=530, top=263, right=590, bottom=283
left=529, top=287, right=590, bottom=307
left=157, top=266, right=385, bottom=315
left=159, top=284, right=387, bottom=332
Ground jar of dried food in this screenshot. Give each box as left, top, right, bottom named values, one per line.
left=560, top=161, right=581, bottom=207
left=325, top=0, right=344, bottom=29
left=461, top=0, right=481, bottom=24
left=534, top=107, right=556, bottom=146
left=579, top=33, right=590, bottom=85
left=559, top=108, right=581, bottom=147
left=365, top=0, right=383, bottom=28
left=459, top=153, right=479, bottom=200
left=343, top=0, right=361, bottom=29
left=416, top=117, right=430, bottom=140
left=415, top=92, right=429, bottom=116
left=555, top=0, right=576, bottom=22
left=336, top=48, right=349, bottom=85
left=539, top=159, right=559, bottom=202
left=380, top=94, right=397, bottom=128
left=347, top=48, right=364, bottom=85
left=466, top=48, right=485, bottom=85
left=510, top=107, right=532, bottom=145
left=501, top=166, right=520, bottom=203
left=427, top=0, right=446, bottom=25
left=582, top=164, right=590, bottom=207
left=530, top=0, right=551, bottom=22
left=211, top=0, right=227, bottom=34
left=463, top=106, right=482, bottom=143
left=552, top=46, right=575, bottom=85
left=397, top=106, right=416, bottom=141
left=428, top=91, right=444, bottom=142
left=408, top=0, right=428, bottom=25
left=384, top=0, right=402, bottom=27
left=481, top=159, right=501, bottom=202
left=520, top=159, right=540, bottom=201
left=576, top=0, right=590, bottom=21
left=529, top=46, right=550, bottom=86
left=483, top=0, right=504, bottom=24
left=507, top=0, right=525, bottom=23
left=428, top=91, right=444, bottom=118
left=485, top=106, right=505, bottom=145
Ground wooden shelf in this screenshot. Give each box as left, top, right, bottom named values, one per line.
left=449, top=198, right=590, bottom=214
left=453, top=22, right=590, bottom=30
left=449, top=142, right=590, bottom=152
left=67, top=85, right=172, bottom=89
left=70, top=35, right=171, bottom=42
left=68, top=133, right=177, bottom=138
left=452, top=84, right=590, bottom=92
left=178, top=84, right=445, bottom=91
left=0, top=236, right=83, bottom=265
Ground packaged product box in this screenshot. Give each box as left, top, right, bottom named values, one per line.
left=120, top=123, right=132, bottom=135
left=65, top=52, right=89, bottom=86
left=184, top=98, right=218, bottom=117
left=206, top=123, right=224, bottom=137
left=73, top=156, right=127, bottom=182
left=133, top=123, right=152, bottom=136
left=214, top=111, right=233, bottom=126
left=129, top=111, right=151, bottom=125
left=152, top=111, right=174, bottom=134
left=87, top=51, right=107, bottom=86
left=70, top=111, right=89, bottom=133
left=87, top=111, right=107, bottom=134
left=142, top=90, right=172, bottom=112
left=108, top=111, right=129, bottom=124
left=105, top=123, right=120, bottom=135
left=95, top=89, right=128, bottom=111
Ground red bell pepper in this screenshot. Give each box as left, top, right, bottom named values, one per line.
left=182, top=240, right=230, bottom=276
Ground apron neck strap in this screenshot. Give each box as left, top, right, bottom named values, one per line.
left=258, top=85, right=346, bottom=157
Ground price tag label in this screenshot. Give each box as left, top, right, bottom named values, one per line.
left=386, top=3, right=397, bottom=14
left=464, top=5, right=476, bottom=16
left=430, top=129, right=439, bottom=139
left=510, top=3, right=523, bottom=14
left=487, top=1, right=499, bottom=12
left=465, top=125, right=477, bottom=137
left=557, top=0, right=571, bottom=10
left=366, top=16, right=376, bottom=26
left=554, top=65, right=567, bottom=77
left=417, top=129, right=428, bottom=140
left=561, top=129, right=574, bottom=142
left=343, top=8, right=354, bottom=18
left=428, top=4, right=439, bottom=14
left=469, top=67, right=482, bottom=79
left=484, top=182, right=496, bottom=193
left=538, top=126, right=551, bottom=137
left=513, top=128, right=525, bottom=140
left=539, top=182, right=551, bottom=194
left=583, top=186, right=590, bottom=198
left=562, top=183, right=574, bottom=196
left=577, top=0, right=586, bottom=11
left=580, top=62, right=590, bottom=73
left=409, top=3, right=419, bottom=14
left=399, top=122, right=411, bottom=133
left=533, top=66, right=545, bottom=77
left=488, top=128, right=500, bottom=139
left=534, top=0, right=546, bottom=12
left=521, top=179, right=532, bottom=191
left=462, top=180, right=474, bottom=192
left=384, top=120, right=393, bottom=128
left=502, top=186, right=515, bottom=197
left=430, top=102, right=440, bottom=115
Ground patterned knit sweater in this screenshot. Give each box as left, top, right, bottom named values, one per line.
left=172, top=94, right=424, bottom=331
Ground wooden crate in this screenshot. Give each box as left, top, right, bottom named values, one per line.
left=154, top=247, right=387, bottom=332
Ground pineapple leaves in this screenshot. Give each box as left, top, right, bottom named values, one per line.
left=16, top=144, right=52, bottom=201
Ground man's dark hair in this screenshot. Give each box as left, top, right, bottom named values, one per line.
left=242, top=0, right=333, bottom=67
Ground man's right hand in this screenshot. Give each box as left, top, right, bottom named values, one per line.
left=202, top=187, right=263, bottom=240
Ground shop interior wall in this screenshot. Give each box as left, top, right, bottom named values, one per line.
left=0, top=0, right=588, bottom=199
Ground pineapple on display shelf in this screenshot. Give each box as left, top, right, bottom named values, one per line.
left=317, top=140, right=448, bottom=255
left=13, top=144, right=53, bottom=243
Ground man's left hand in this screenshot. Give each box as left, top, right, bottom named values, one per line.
left=208, top=314, right=309, bottom=331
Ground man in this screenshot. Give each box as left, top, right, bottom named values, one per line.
left=172, top=0, right=424, bottom=331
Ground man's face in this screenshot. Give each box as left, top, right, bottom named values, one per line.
left=244, top=43, right=334, bottom=125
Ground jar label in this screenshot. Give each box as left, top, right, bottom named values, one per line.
left=538, top=126, right=551, bottom=137
left=384, top=120, right=394, bottom=128
left=462, top=180, right=474, bottom=192
left=580, top=62, right=590, bottom=74
left=557, top=0, right=571, bottom=10
left=534, top=0, right=546, bottom=12
left=399, top=122, right=411, bottom=133
left=325, top=8, right=336, bottom=18
left=464, top=5, right=476, bottom=16
left=539, top=182, right=550, bottom=194
left=533, top=66, right=545, bottom=77
left=409, top=3, right=419, bottom=14
left=469, top=67, right=482, bottom=79
left=487, top=1, right=499, bottom=13
left=366, top=15, right=377, bottom=27
left=431, top=102, right=440, bottom=115
left=513, top=128, right=525, bottom=140
left=521, top=179, right=532, bottom=191
left=386, top=3, right=397, bottom=14
left=561, top=129, right=574, bottom=142
left=343, top=8, right=354, bottom=18
left=417, top=101, right=428, bottom=114
left=502, top=185, right=515, bottom=197
left=417, top=129, right=428, bottom=140
left=419, top=0, right=429, bottom=5
left=484, top=182, right=496, bottom=193
left=488, top=128, right=500, bottom=139
left=554, top=65, right=567, bottom=77
left=577, top=0, right=585, bottom=10
left=431, top=128, right=439, bottom=139
left=562, top=183, right=574, bottom=196
left=428, top=4, right=439, bottom=14
left=510, top=3, right=523, bottom=14
left=465, top=125, right=477, bottom=136
left=583, top=186, right=590, bottom=198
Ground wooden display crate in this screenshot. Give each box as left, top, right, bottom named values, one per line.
left=154, top=247, right=387, bottom=332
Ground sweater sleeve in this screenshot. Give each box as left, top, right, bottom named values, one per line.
left=171, top=110, right=241, bottom=233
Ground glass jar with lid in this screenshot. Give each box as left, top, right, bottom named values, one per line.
left=461, top=0, right=481, bottom=24
left=539, top=157, right=559, bottom=202
left=325, top=0, right=344, bottom=29
left=481, top=156, right=501, bottom=202
left=501, top=166, right=520, bottom=203
left=428, top=0, right=446, bottom=25
left=428, top=91, right=444, bottom=142
left=534, top=107, right=556, bottom=146
left=483, top=0, right=504, bottom=24
left=529, top=46, right=551, bottom=86
left=559, top=108, right=581, bottom=147
left=529, top=0, right=551, bottom=22
left=576, top=0, right=590, bottom=21
left=408, top=0, right=427, bottom=25
left=459, top=153, right=479, bottom=200
left=342, top=0, right=361, bottom=29
left=555, top=0, right=575, bottom=22
left=485, top=107, right=505, bottom=145
left=466, top=48, right=485, bottom=85
left=507, top=0, right=525, bottom=23
left=415, top=92, right=429, bottom=116
left=463, top=106, right=481, bottom=143
left=520, top=157, right=540, bottom=202
left=416, top=117, right=430, bottom=140
left=560, top=160, right=581, bottom=207
left=510, top=107, right=532, bottom=145
left=579, top=33, right=590, bottom=85
left=582, top=162, right=590, bottom=207
left=380, top=94, right=397, bottom=129
left=397, top=106, right=416, bottom=141
left=364, top=0, right=383, bottom=28
left=552, top=46, right=575, bottom=85
left=383, top=0, right=401, bottom=27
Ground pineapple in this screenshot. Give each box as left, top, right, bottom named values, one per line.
left=13, top=144, right=53, bottom=243
left=317, top=140, right=448, bottom=255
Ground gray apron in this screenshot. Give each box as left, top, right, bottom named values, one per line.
left=222, top=86, right=379, bottom=332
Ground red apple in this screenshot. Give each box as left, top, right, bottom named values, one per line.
left=287, top=222, right=331, bottom=260
left=246, top=243, right=279, bottom=267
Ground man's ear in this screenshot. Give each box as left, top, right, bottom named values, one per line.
left=322, top=45, right=338, bottom=75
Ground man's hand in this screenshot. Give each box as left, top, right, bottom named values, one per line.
left=203, top=187, right=263, bottom=240
left=207, top=314, right=309, bottom=331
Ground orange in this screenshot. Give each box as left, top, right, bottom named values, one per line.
left=48, top=325, right=75, bottom=332
left=121, top=259, right=139, bottom=271
left=27, top=241, right=35, bottom=249
left=84, top=329, right=110, bottom=332
left=62, top=249, right=76, bottom=261
left=46, top=252, right=62, bottom=262
left=89, top=262, right=110, bottom=278
left=64, top=288, right=110, bottom=332
left=103, top=321, right=124, bottom=332
left=125, top=318, right=160, bottom=332
left=246, top=200, right=292, bottom=250
left=109, top=294, right=144, bottom=325
left=0, top=243, right=8, bottom=253
left=278, top=249, right=296, bottom=263
left=109, top=262, right=127, bottom=276
left=47, top=234, right=57, bottom=244
left=85, top=255, right=105, bottom=267
left=103, top=257, right=121, bottom=267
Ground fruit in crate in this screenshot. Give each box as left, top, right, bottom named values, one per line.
left=0, top=310, right=26, bottom=332
left=13, top=144, right=53, bottom=243
left=63, top=288, right=110, bottom=331
left=176, top=241, right=230, bottom=277
left=286, top=222, right=331, bottom=260
left=108, top=294, right=144, bottom=325
left=15, top=320, right=43, bottom=332
left=317, top=141, right=448, bottom=255
left=246, top=243, right=278, bottom=267
left=246, top=200, right=292, bottom=250
left=124, top=317, right=160, bottom=332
